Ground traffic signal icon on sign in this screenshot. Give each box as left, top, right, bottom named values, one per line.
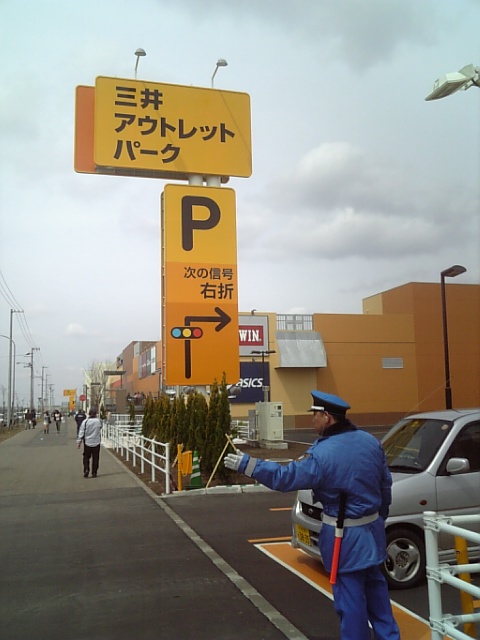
left=171, top=327, right=203, bottom=339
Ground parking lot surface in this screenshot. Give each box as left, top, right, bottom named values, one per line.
left=1, top=419, right=475, bottom=639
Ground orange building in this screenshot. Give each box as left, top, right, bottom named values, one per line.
left=113, top=281, right=479, bottom=428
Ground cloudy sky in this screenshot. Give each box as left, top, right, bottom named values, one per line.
left=1, top=0, right=479, bottom=407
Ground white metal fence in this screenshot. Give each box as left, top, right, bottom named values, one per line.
left=102, top=421, right=171, bottom=494
left=103, top=416, right=248, bottom=495
left=108, top=413, right=143, bottom=426
left=231, top=420, right=249, bottom=439
left=424, top=511, right=480, bottom=640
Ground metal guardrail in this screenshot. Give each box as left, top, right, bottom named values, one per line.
left=231, top=420, right=249, bottom=439
left=102, top=422, right=171, bottom=494
left=109, top=413, right=143, bottom=426
left=424, top=511, right=480, bottom=639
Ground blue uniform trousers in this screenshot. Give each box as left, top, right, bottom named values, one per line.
left=332, top=564, right=400, bottom=639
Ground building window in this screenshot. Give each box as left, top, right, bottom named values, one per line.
left=277, top=314, right=313, bottom=331
left=382, top=357, right=404, bottom=369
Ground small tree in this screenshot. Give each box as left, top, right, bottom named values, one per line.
left=141, top=396, right=155, bottom=437
left=201, top=380, right=219, bottom=475
left=187, top=391, right=208, bottom=454
left=167, top=396, right=180, bottom=447
left=215, top=374, right=233, bottom=482
left=157, top=395, right=171, bottom=442
left=185, top=392, right=196, bottom=451
left=175, top=394, right=188, bottom=448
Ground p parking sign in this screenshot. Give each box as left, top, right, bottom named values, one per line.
left=161, top=185, right=239, bottom=385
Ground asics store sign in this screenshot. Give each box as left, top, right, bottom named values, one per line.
left=230, top=362, right=269, bottom=403
left=237, top=377, right=263, bottom=388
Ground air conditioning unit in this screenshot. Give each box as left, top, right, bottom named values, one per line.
left=256, top=402, right=283, bottom=441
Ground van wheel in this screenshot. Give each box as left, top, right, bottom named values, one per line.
left=383, top=527, right=425, bottom=590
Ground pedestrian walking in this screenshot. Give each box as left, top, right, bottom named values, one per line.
left=76, top=407, right=102, bottom=478
left=74, top=409, right=86, bottom=435
left=29, top=409, right=37, bottom=429
left=53, top=409, right=62, bottom=433
left=43, top=411, right=51, bottom=434
left=225, top=390, right=400, bottom=640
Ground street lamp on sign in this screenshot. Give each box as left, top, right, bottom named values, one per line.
left=440, top=265, right=466, bottom=409
left=211, top=58, right=228, bottom=88
left=134, top=48, right=146, bottom=79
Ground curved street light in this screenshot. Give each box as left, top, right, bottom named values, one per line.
left=211, top=58, right=228, bottom=88
left=134, top=48, right=146, bottom=79
left=426, top=64, right=479, bottom=101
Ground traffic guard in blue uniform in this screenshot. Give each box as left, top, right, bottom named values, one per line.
left=225, top=390, right=400, bottom=640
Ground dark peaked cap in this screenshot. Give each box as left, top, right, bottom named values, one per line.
left=309, top=390, right=351, bottom=416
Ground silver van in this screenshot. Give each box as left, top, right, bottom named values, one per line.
left=291, top=409, right=480, bottom=589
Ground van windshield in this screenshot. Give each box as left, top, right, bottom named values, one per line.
left=382, top=418, right=453, bottom=473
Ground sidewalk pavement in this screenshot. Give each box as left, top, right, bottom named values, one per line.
left=0, top=418, right=294, bottom=640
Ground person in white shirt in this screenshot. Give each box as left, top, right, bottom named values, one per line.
left=77, top=407, right=102, bottom=478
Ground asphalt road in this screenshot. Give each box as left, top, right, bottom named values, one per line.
left=284, top=425, right=390, bottom=445
left=0, top=418, right=474, bottom=640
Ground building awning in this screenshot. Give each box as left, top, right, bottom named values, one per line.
left=275, top=331, right=327, bottom=368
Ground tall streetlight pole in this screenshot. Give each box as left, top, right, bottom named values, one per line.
left=251, top=350, right=276, bottom=402
left=440, top=265, right=466, bottom=409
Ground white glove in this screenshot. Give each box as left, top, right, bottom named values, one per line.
left=224, top=450, right=245, bottom=471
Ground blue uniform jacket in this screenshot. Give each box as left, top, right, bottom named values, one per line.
left=239, top=421, right=392, bottom=573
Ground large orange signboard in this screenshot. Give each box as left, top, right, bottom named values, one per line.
left=74, top=86, right=95, bottom=174
left=162, top=185, right=239, bottom=385
left=94, top=77, right=251, bottom=179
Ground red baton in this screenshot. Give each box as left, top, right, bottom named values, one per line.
left=330, top=492, right=347, bottom=585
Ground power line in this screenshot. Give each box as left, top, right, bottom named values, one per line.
left=0, top=270, right=23, bottom=310
left=0, top=270, right=45, bottom=367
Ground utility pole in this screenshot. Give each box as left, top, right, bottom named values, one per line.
left=7, top=310, right=13, bottom=430
left=44, top=374, right=49, bottom=411
left=29, top=348, right=40, bottom=411
left=41, top=367, right=48, bottom=416
left=6, top=310, right=22, bottom=429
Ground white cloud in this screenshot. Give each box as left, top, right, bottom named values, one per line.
left=65, top=324, right=89, bottom=337
left=239, top=141, right=479, bottom=263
